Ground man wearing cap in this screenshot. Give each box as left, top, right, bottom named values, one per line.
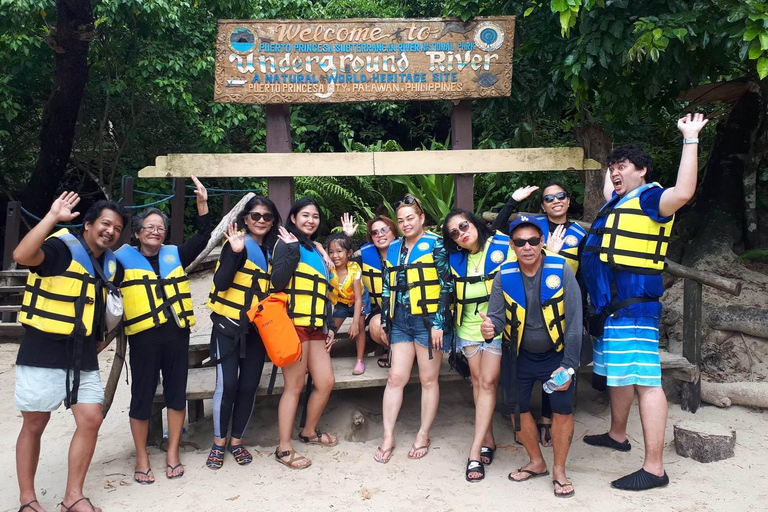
left=580, top=113, right=708, bottom=491
left=480, top=216, right=582, bottom=498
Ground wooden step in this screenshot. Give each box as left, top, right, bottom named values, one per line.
left=0, top=269, right=29, bottom=278
left=0, top=286, right=24, bottom=295
left=0, top=305, right=21, bottom=313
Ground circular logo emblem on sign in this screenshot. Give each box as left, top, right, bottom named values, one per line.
left=545, top=274, right=561, bottom=290
left=490, top=250, right=505, bottom=263
left=108, top=260, right=116, bottom=275
left=474, top=22, right=505, bottom=52
left=418, top=242, right=430, bottom=251
left=229, top=27, right=255, bottom=54
left=564, top=235, right=579, bottom=247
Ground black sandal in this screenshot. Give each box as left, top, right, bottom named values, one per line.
left=377, top=351, right=390, bottom=368
left=480, top=445, right=496, bottom=465
left=59, top=497, right=97, bottom=512
left=18, top=501, right=42, bottom=512
left=466, top=459, right=485, bottom=482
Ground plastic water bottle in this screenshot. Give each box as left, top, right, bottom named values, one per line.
left=543, top=368, right=575, bottom=394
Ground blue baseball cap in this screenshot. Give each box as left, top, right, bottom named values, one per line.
left=508, top=215, right=544, bottom=237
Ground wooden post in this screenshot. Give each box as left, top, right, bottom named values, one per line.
left=266, top=104, right=294, bottom=222
left=118, top=176, right=134, bottom=246
left=682, top=278, right=703, bottom=413
left=451, top=100, right=474, bottom=212
left=223, top=192, right=232, bottom=215
left=4, top=201, right=21, bottom=270
left=170, top=178, right=185, bottom=246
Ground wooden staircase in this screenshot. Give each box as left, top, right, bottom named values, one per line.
left=0, top=269, right=26, bottom=340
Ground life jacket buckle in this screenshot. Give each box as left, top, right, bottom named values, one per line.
left=85, top=297, right=95, bottom=305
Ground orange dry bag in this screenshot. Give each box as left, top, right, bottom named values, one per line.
left=247, top=292, right=301, bottom=367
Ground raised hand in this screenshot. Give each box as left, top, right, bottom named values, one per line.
left=512, top=185, right=540, bottom=203
left=223, top=223, right=245, bottom=253
left=546, top=224, right=566, bottom=254
left=478, top=311, right=496, bottom=340
left=677, top=112, right=708, bottom=138
left=277, top=226, right=298, bottom=245
left=190, top=175, right=209, bottom=215
left=340, top=212, right=358, bottom=237
left=49, top=191, right=81, bottom=222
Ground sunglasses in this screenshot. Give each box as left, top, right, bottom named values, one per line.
left=512, top=236, right=542, bottom=247
left=247, top=212, right=275, bottom=223
left=449, top=221, right=471, bottom=240
left=543, top=191, right=568, bottom=203
left=393, top=196, right=421, bottom=210
left=370, top=225, right=391, bottom=237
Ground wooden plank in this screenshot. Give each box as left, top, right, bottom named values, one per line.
left=451, top=100, right=474, bottom=211
left=0, top=305, right=21, bottom=312
left=0, top=322, right=25, bottom=337
left=139, top=147, right=601, bottom=178
left=0, top=269, right=29, bottom=278
left=0, top=286, right=24, bottom=295
left=683, top=279, right=703, bottom=365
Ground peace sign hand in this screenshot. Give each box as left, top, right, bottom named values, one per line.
left=49, top=191, right=81, bottom=223
left=277, top=226, right=298, bottom=245
left=223, top=223, right=245, bottom=253
left=340, top=212, right=358, bottom=237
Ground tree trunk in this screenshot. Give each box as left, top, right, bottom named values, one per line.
left=574, top=123, right=611, bottom=222
left=682, top=84, right=763, bottom=266
left=20, top=0, right=94, bottom=218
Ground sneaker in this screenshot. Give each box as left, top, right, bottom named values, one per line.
left=353, top=359, right=365, bottom=375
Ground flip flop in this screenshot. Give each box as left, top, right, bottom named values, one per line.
left=553, top=479, right=575, bottom=498
left=133, top=468, right=155, bottom=485
left=374, top=445, right=395, bottom=464
left=407, top=439, right=431, bottom=459
left=508, top=467, right=550, bottom=482
left=18, top=500, right=43, bottom=512
left=166, top=463, right=184, bottom=479
left=59, top=497, right=97, bottom=512
left=480, top=445, right=496, bottom=465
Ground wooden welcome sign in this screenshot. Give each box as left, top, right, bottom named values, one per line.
left=215, top=17, right=515, bottom=104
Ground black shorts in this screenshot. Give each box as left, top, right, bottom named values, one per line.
left=365, top=305, right=382, bottom=327
left=517, top=349, right=574, bottom=415
left=128, top=334, right=190, bottom=420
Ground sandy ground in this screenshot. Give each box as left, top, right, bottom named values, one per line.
left=1, top=271, right=767, bottom=511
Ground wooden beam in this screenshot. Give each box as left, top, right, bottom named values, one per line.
left=139, top=147, right=601, bottom=178
left=451, top=100, right=474, bottom=211
left=266, top=104, right=294, bottom=222
left=683, top=278, right=703, bottom=365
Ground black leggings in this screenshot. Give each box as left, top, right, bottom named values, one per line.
left=211, top=324, right=267, bottom=440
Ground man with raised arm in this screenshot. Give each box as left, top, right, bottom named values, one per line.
left=580, top=113, right=708, bottom=491
left=14, top=192, right=127, bottom=512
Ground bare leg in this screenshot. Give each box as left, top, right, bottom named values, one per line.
left=508, top=412, right=547, bottom=480
left=409, top=344, right=442, bottom=458
left=465, top=348, right=501, bottom=475
left=369, top=314, right=386, bottom=347
left=62, top=403, right=103, bottom=512
left=636, top=385, right=667, bottom=476
left=17, top=411, right=50, bottom=510
left=277, top=345, right=310, bottom=467
left=165, top=408, right=185, bottom=477
left=551, top=412, right=574, bottom=496
left=129, top=418, right=154, bottom=483
left=355, top=316, right=367, bottom=362
left=299, top=339, right=336, bottom=441
left=608, top=385, right=635, bottom=442
left=375, top=341, right=415, bottom=460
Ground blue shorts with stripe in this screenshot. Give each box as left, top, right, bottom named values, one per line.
left=593, top=316, right=661, bottom=387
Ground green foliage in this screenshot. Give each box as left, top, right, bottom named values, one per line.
left=737, top=248, right=768, bottom=261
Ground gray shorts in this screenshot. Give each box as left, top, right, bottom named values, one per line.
left=15, top=365, right=104, bottom=412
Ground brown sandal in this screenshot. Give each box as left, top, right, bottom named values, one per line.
left=298, top=429, right=339, bottom=447
left=274, top=448, right=312, bottom=470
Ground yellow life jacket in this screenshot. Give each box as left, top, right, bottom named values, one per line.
left=360, top=243, right=384, bottom=308
left=19, top=229, right=116, bottom=337
left=114, top=244, right=195, bottom=335
left=207, top=236, right=270, bottom=321
left=329, top=261, right=361, bottom=306
left=584, top=183, right=673, bottom=275
left=449, top=232, right=511, bottom=326
left=285, top=244, right=330, bottom=328
left=499, top=254, right=567, bottom=354
left=535, top=215, right=586, bottom=275
left=386, top=232, right=441, bottom=318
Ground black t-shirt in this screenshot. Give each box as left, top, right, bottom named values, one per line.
left=16, top=237, right=102, bottom=371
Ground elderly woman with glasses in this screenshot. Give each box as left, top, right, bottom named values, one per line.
left=373, top=195, right=453, bottom=464
left=491, top=181, right=587, bottom=448
left=112, top=176, right=210, bottom=483
left=442, top=209, right=513, bottom=482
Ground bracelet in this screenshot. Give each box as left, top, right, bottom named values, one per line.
left=683, top=138, right=699, bottom=144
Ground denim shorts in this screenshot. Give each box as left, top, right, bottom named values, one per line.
left=389, top=307, right=449, bottom=352
left=457, top=336, right=503, bottom=356
left=332, top=302, right=355, bottom=319
left=15, top=365, right=104, bottom=412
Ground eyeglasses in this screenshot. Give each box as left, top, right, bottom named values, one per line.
left=370, top=225, right=391, bottom=237
left=449, top=221, right=471, bottom=240
left=512, top=237, right=542, bottom=247
left=247, top=212, right=275, bottom=223
left=543, top=191, right=568, bottom=203
left=393, top=196, right=421, bottom=210
left=140, top=225, right=166, bottom=234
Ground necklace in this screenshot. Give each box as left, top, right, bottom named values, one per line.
left=469, top=251, right=483, bottom=273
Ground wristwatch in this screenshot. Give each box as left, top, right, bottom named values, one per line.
left=683, top=138, right=699, bottom=144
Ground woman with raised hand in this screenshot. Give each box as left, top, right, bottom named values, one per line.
left=443, top=209, right=512, bottom=482
left=374, top=195, right=453, bottom=464
left=204, top=195, right=280, bottom=470
left=113, top=176, right=210, bottom=483
left=271, top=198, right=338, bottom=470
left=341, top=212, right=398, bottom=367
left=491, top=181, right=588, bottom=447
